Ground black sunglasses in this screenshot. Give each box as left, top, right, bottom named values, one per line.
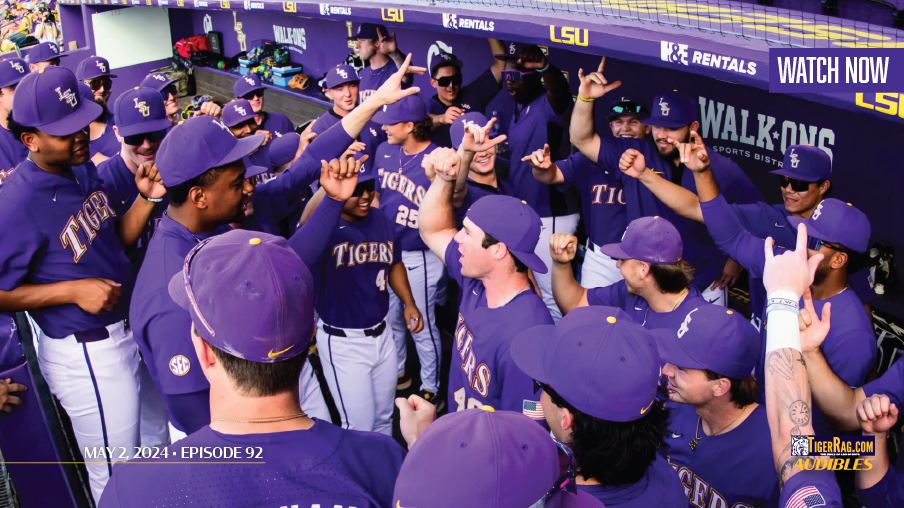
left=352, top=178, right=375, bottom=197
left=161, top=84, right=177, bottom=99
left=779, top=175, right=815, bottom=193
left=241, top=90, right=264, bottom=101
left=435, top=74, right=463, bottom=88
left=123, top=129, right=167, bottom=146
left=87, top=77, right=112, bottom=91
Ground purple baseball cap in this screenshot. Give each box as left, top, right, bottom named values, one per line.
left=431, top=51, right=463, bottom=77
left=645, top=90, right=696, bottom=129
left=0, top=58, right=29, bottom=88
left=465, top=195, right=546, bottom=274
left=601, top=216, right=682, bottom=264
left=12, top=66, right=102, bottom=136
left=652, top=305, right=759, bottom=379
left=494, top=41, right=536, bottom=61
left=113, top=87, right=171, bottom=137
left=269, top=132, right=299, bottom=168
left=348, top=22, right=388, bottom=41
left=155, top=116, right=264, bottom=186
left=607, top=95, right=650, bottom=121
left=393, top=408, right=603, bottom=508
left=76, top=82, right=94, bottom=102
left=325, top=64, right=359, bottom=89
left=512, top=306, right=661, bottom=422
left=788, top=199, right=871, bottom=254
left=25, top=41, right=66, bottom=64
left=233, top=74, right=264, bottom=98
left=76, top=56, right=117, bottom=80
left=450, top=112, right=488, bottom=150
left=244, top=165, right=270, bottom=179
left=167, top=230, right=315, bottom=363
left=372, top=95, right=427, bottom=125
left=771, top=144, right=831, bottom=182
left=140, top=72, right=178, bottom=92
left=222, top=99, right=257, bottom=127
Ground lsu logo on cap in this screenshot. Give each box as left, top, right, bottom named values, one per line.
left=677, top=308, right=698, bottom=338
left=659, top=97, right=670, bottom=116
left=49, top=43, right=59, bottom=54
left=55, top=87, right=77, bottom=108
left=134, top=98, right=150, bottom=117
left=337, top=67, right=348, bottom=79
left=96, top=60, right=107, bottom=73
left=212, top=118, right=231, bottom=132
left=812, top=201, right=825, bottom=220
left=169, top=355, right=190, bottom=376
left=244, top=76, right=256, bottom=85
left=789, top=148, right=800, bottom=168
left=508, top=42, right=516, bottom=55
left=152, top=73, right=166, bottom=81
left=9, top=61, right=23, bottom=73
left=369, top=127, right=377, bottom=137
left=234, top=105, right=247, bottom=116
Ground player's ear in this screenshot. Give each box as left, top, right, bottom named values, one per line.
left=188, top=185, right=207, bottom=209
left=191, top=325, right=216, bottom=371
left=689, top=120, right=700, bottom=135
left=712, top=377, right=731, bottom=398
left=560, top=406, right=575, bottom=432
left=644, top=124, right=652, bottom=135
left=112, top=125, right=123, bottom=143
left=638, top=261, right=651, bottom=280
left=19, top=131, right=38, bottom=152
left=830, top=250, right=847, bottom=270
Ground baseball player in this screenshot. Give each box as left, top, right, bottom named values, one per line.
left=232, top=73, right=295, bottom=136
left=418, top=123, right=554, bottom=414
left=511, top=306, right=686, bottom=506
left=0, top=57, right=29, bottom=179
left=447, top=112, right=511, bottom=215
left=139, top=72, right=180, bottom=124
left=222, top=98, right=273, bottom=168
left=619, top=143, right=875, bottom=328
left=525, top=96, right=650, bottom=288
left=101, top=230, right=407, bottom=508
left=677, top=136, right=875, bottom=435
left=25, top=40, right=65, bottom=71
left=76, top=82, right=119, bottom=165
left=296, top=154, right=423, bottom=434
left=77, top=55, right=116, bottom=106
left=856, top=393, right=902, bottom=507
left=497, top=41, right=576, bottom=322
left=760, top=224, right=843, bottom=507
left=550, top=216, right=713, bottom=333
left=655, top=305, right=779, bottom=507
left=349, top=23, right=420, bottom=104
left=268, top=131, right=301, bottom=173
left=0, top=66, right=166, bottom=502
left=393, top=407, right=603, bottom=508
left=425, top=44, right=505, bottom=148
left=372, top=94, right=446, bottom=404
left=571, top=58, right=763, bottom=305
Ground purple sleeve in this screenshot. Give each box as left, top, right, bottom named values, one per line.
left=557, top=155, right=576, bottom=183
left=821, top=329, right=878, bottom=387
left=858, top=466, right=904, bottom=508
left=500, top=343, right=541, bottom=414
left=444, top=238, right=464, bottom=287
left=587, top=281, right=627, bottom=308
left=863, top=360, right=904, bottom=406
left=596, top=135, right=640, bottom=173
left=285, top=122, right=356, bottom=188
left=0, top=211, right=39, bottom=290
left=700, top=194, right=768, bottom=278
left=289, top=196, right=345, bottom=268
left=710, top=156, right=764, bottom=205
left=163, top=390, right=211, bottom=434
left=141, top=291, right=209, bottom=394
left=778, top=470, right=843, bottom=507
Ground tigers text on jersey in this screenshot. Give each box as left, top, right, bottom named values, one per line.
left=374, top=140, right=437, bottom=252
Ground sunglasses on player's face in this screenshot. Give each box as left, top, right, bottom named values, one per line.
left=241, top=90, right=264, bottom=101
left=501, top=69, right=535, bottom=82
left=807, top=237, right=850, bottom=254
left=435, top=74, right=463, bottom=88
left=351, top=178, right=375, bottom=198
left=779, top=175, right=815, bottom=193
left=161, top=84, right=177, bottom=100
left=87, top=77, right=112, bottom=91
left=123, top=129, right=167, bottom=147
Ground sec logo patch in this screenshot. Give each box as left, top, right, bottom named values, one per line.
left=169, top=355, right=191, bottom=376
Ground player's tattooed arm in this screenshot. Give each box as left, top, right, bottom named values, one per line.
left=549, top=233, right=588, bottom=315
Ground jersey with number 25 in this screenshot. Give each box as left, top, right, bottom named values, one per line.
left=374, top=140, right=438, bottom=252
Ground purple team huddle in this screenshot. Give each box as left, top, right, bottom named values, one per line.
left=0, top=28, right=901, bottom=508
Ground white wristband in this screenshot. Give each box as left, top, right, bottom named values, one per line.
left=765, top=291, right=801, bottom=353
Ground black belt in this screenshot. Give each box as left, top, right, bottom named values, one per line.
left=74, top=327, right=110, bottom=344
left=322, top=320, right=387, bottom=338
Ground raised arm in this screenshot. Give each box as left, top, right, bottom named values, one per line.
left=117, top=162, right=166, bottom=248
left=375, top=28, right=420, bottom=87
left=488, top=39, right=506, bottom=83
left=549, top=233, right=588, bottom=314
left=523, top=143, right=564, bottom=185
left=453, top=117, right=505, bottom=210
left=619, top=148, right=703, bottom=223
left=518, top=46, right=571, bottom=115
left=418, top=148, right=460, bottom=262
left=570, top=57, right=621, bottom=164
left=342, top=53, right=424, bottom=141
left=855, top=394, right=898, bottom=497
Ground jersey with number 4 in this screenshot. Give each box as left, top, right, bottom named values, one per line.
left=375, top=141, right=437, bottom=252
left=312, top=210, right=400, bottom=329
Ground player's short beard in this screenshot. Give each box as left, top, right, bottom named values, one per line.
left=655, top=132, right=688, bottom=159
left=811, top=258, right=831, bottom=287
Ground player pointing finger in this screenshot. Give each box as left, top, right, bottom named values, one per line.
left=577, top=56, right=622, bottom=101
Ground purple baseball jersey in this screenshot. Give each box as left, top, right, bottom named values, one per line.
left=577, top=454, right=686, bottom=507
left=506, top=92, right=574, bottom=218
left=587, top=280, right=709, bottom=331
left=426, top=68, right=500, bottom=148
left=858, top=466, right=904, bottom=508
left=359, top=60, right=398, bottom=105
left=311, top=109, right=385, bottom=173
left=246, top=145, right=272, bottom=169
left=558, top=151, right=627, bottom=247
left=311, top=202, right=400, bottom=328
left=0, top=126, right=27, bottom=180
left=863, top=359, right=904, bottom=405
left=701, top=194, right=877, bottom=434
left=96, top=154, right=168, bottom=271
left=778, top=470, right=842, bottom=508
left=663, top=403, right=779, bottom=507
left=98, top=420, right=406, bottom=508
left=0, top=159, right=132, bottom=338
left=258, top=111, right=294, bottom=137
left=374, top=140, right=437, bottom=252
left=130, top=216, right=227, bottom=431
left=598, top=137, right=764, bottom=292
left=455, top=178, right=511, bottom=228
left=89, top=124, right=120, bottom=159
left=444, top=240, right=553, bottom=413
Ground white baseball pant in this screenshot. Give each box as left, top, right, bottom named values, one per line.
left=580, top=242, right=624, bottom=289
left=298, top=358, right=330, bottom=422
left=388, top=249, right=443, bottom=393
left=536, top=214, right=580, bottom=323
left=137, top=361, right=170, bottom=448
left=316, top=318, right=397, bottom=435
left=36, top=320, right=140, bottom=504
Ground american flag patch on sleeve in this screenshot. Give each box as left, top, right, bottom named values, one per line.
left=785, top=486, right=826, bottom=508
left=523, top=400, right=545, bottom=420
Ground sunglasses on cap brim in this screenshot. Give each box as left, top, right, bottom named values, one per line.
left=351, top=179, right=375, bottom=197
left=501, top=70, right=535, bottom=82
left=123, top=129, right=167, bottom=146
left=241, top=90, right=264, bottom=100
left=435, top=74, right=463, bottom=88
left=610, top=102, right=646, bottom=116
left=778, top=175, right=815, bottom=193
